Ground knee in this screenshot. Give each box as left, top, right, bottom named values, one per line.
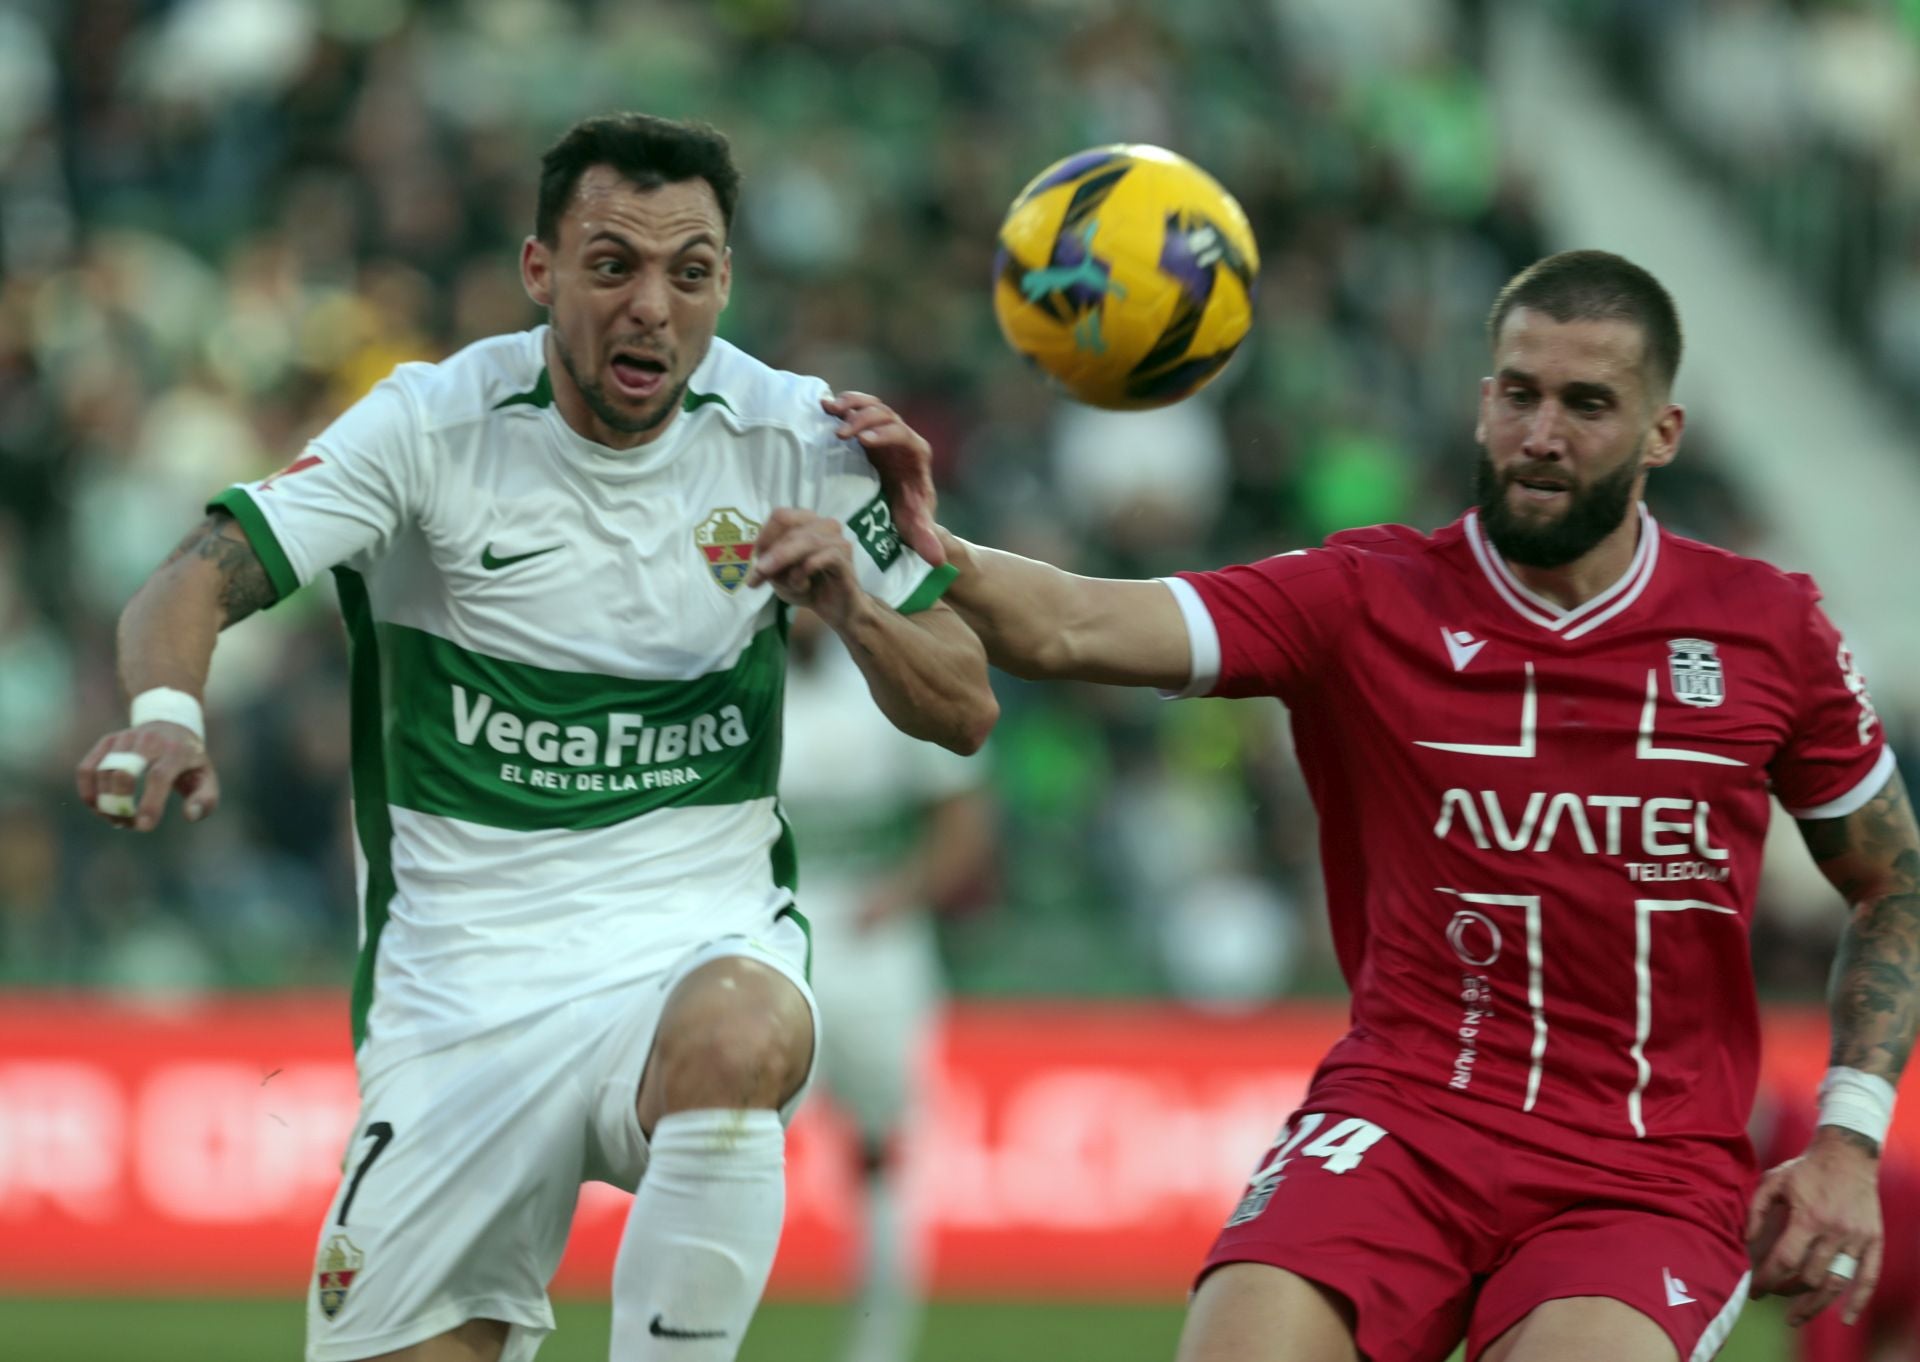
left=644, top=960, right=813, bottom=1117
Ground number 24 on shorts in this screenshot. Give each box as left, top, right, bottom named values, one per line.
left=1225, top=1113, right=1389, bottom=1228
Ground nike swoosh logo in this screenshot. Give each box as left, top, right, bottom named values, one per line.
left=1442, top=627, right=1488, bottom=673
left=649, top=1314, right=728, bottom=1340
left=1663, top=1267, right=1696, bottom=1307
left=480, top=543, right=563, bottom=571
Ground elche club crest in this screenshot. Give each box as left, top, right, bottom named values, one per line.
left=696, top=507, right=762, bottom=594
left=1667, top=638, right=1725, bottom=708
left=317, top=1234, right=365, bottom=1319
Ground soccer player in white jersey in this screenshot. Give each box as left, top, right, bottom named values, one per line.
left=780, top=608, right=995, bottom=1362
left=910, top=251, right=1920, bottom=1362
left=74, top=113, right=997, bottom=1362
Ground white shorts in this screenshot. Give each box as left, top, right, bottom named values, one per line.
left=809, top=913, right=939, bottom=1144
left=305, top=914, right=817, bottom=1362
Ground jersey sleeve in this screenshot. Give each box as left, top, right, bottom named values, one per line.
left=205, top=376, right=425, bottom=604
left=810, top=437, right=955, bottom=616
left=1162, top=546, right=1358, bottom=700
left=1771, top=580, right=1895, bottom=818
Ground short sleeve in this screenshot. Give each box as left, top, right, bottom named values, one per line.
left=1771, top=582, right=1894, bottom=818
left=811, top=438, right=954, bottom=616
left=206, top=377, right=425, bottom=604
left=1164, top=547, right=1358, bottom=701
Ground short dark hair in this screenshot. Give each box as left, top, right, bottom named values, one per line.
left=1487, top=250, right=1683, bottom=396
left=536, top=113, right=741, bottom=245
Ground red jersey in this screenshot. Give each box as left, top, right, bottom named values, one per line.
left=1172, top=508, right=1891, bottom=1149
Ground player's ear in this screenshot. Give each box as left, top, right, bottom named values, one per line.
left=521, top=236, right=553, bottom=309
left=1644, top=401, right=1684, bottom=470
left=716, top=246, right=733, bottom=313
left=1474, top=376, right=1492, bottom=445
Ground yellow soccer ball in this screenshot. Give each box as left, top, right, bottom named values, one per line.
left=993, top=144, right=1259, bottom=410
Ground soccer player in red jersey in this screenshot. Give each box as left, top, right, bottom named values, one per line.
left=915, top=251, right=1920, bottom=1361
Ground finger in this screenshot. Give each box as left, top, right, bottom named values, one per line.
left=838, top=408, right=904, bottom=441
left=1744, top=1171, right=1784, bottom=1246
left=1844, top=1238, right=1883, bottom=1326
left=748, top=533, right=827, bottom=588
left=1791, top=1234, right=1843, bottom=1296
left=1788, top=1274, right=1847, bottom=1328
left=132, top=745, right=202, bottom=832
left=75, top=732, right=119, bottom=807
left=176, top=761, right=222, bottom=823
left=1756, top=1218, right=1818, bottom=1296
left=92, top=746, right=151, bottom=824
left=849, top=418, right=918, bottom=449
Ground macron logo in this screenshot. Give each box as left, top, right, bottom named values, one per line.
left=1663, top=1267, right=1696, bottom=1307
left=1442, top=628, right=1488, bottom=673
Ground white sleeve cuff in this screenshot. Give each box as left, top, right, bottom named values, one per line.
left=1785, top=747, right=1898, bottom=820
left=1156, top=576, right=1219, bottom=700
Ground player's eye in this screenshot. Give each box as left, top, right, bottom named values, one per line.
left=1504, top=388, right=1535, bottom=407
left=591, top=259, right=626, bottom=278
left=678, top=264, right=711, bottom=284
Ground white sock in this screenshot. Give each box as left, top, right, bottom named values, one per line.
left=845, top=1166, right=923, bottom=1362
left=610, top=1109, right=786, bottom=1362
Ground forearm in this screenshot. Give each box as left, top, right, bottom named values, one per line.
left=832, top=599, right=996, bottom=755
left=1828, top=886, right=1920, bottom=1090
left=117, top=570, right=224, bottom=700
left=941, top=537, right=1087, bottom=680
left=117, top=513, right=277, bottom=701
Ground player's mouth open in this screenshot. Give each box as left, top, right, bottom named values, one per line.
left=610, top=354, right=668, bottom=399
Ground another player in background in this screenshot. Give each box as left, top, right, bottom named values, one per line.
left=1752, top=1087, right=1920, bottom=1362
left=74, top=112, right=995, bottom=1362
left=845, top=249, right=1920, bottom=1362
left=780, top=608, right=995, bottom=1362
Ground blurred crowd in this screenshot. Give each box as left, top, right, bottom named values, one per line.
left=0, top=0, right=1884, bottom=1004
left=1556, top=0, right=1920, bottom=416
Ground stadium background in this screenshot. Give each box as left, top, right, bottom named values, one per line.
left=4, top=0, right=1920, bottom=1357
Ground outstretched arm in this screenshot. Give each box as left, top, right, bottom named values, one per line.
left=937, top=531, right=1193, bottom=689
left=74, top=511, right=276, bottom=830
left=1748, top=770, right=1920, bottom=1325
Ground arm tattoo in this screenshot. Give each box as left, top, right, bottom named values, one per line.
left=162, top=512, right=277, bottom=627
left=1804, top=772, right=1920, bottom=1083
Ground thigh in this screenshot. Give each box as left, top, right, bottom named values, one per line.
left=306, top=1015, right=595, bottom=1362
left=1470, top=1201, right=1750, bottom=1362
left=585, top=913, right=819, bottom=1190
left=1177, top=1263, right=1358, bottom=1362
left=1200, top=1103, right=1483, bottom=1362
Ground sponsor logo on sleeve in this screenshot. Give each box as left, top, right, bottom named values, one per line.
left=851, top=493, right=902, bottom=570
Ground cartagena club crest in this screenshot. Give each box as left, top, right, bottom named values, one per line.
left=317, top=1234, right=364, bottom=1320
left=1668, top=638, right=1725, bottom=708
left=696, top=508, right=762, bottom=594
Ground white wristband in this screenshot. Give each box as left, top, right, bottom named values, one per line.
left=130, top=687, right=205, bottom=742
left=1817, top=1066, right=1897, bottom=1147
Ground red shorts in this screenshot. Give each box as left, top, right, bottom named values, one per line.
left=1201, top=1076, right=1754, bottom=1362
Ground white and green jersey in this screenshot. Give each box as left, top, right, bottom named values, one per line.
left=211, top=326, right=954, bottom=1062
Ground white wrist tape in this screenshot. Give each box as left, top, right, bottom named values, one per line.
left=130, top=687, right=205, bottom=741
left=1817, top=1066, right=1897, bottom=1146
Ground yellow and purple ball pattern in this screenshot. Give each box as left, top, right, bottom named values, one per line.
left=993, top=145, right=1259, bottom=410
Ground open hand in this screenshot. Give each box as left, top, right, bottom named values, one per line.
left=1747, top=1128, right=1883, bottom=1326
left=76, top=721, right=220, bottom=832
left=822, top=391, right=944, bottom=567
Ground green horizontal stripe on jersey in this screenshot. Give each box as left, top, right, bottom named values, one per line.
left=207, top=487, right=299, bottom=603
left=378, top=622, right=787, bottom=831
left=899, top=562, right=959, bottom=615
